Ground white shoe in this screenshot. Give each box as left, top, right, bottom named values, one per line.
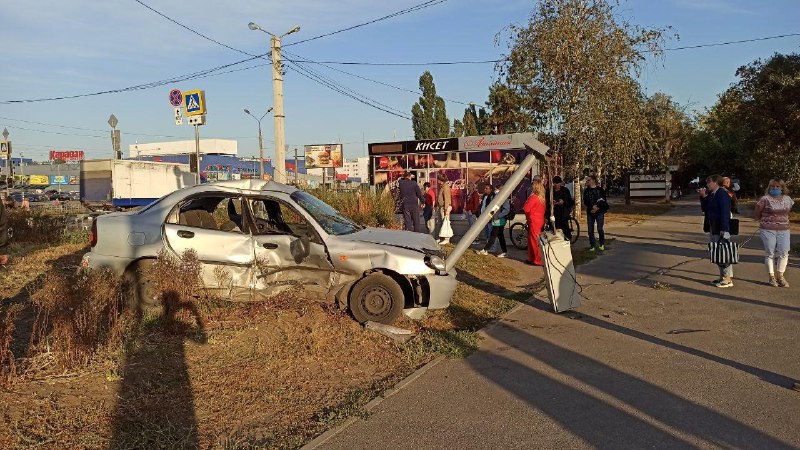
left=477, top=250, right=488, bottom=255
left=497, top=253, right=507, bottom=258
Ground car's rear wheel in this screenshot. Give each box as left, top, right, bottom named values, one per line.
left=123, top=260, right=158, bottom=309
left=349, top=273, right=405, bottom=324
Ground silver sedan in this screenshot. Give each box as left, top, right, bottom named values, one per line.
left=81, top=180, right=456, bottom=324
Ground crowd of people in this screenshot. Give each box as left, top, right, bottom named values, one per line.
left=396, top=172, right=610, bottom=266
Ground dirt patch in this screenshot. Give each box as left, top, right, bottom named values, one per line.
left=604, top=203, right=673, bottom=226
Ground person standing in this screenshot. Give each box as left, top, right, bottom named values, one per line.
left=436, top=173, right=453, bottom=244
left=700, top=175, right=733, bottom=288
left=478, top=195, right=510, bottom=258
left=754, top=179, right=794, bottom=287
left=423, top=182, right=435, bottom=234
left=523, top=180, right=546, bottom=265
left=722, top=176, right=739, bottom=214
left=478, top=183, right=495, bottom=244
left=548, top=176, right=574, bottom=241
left=583, top=175, right=609, bottom=251
left=464, top=182, right=481, bottom=228
left=398, top=172, right=425, bottom=232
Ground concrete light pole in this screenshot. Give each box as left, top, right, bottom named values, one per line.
left=249, top=22, right=300, bottom=183
left=243, top=107, right=273, bottom=179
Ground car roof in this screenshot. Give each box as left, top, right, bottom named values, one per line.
left=205, top=179, right=298, bottom=194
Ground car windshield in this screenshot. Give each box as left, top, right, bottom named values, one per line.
left=290, top=191, right=362, bottom=235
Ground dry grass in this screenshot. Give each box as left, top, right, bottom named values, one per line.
left=0, top=241, right=529, bottom=448
left=0, top=304, right=22, bottom=387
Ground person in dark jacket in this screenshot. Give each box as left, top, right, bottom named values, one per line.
left=478, top=183, right=496, bottom=243
left=398, top=172, right=426, bottom=232
left=722, top=177, right=739, bottom=214
left=583, top=175, right=609, bottom=251
left=700, top=174, right=733, bottom=288
left=546, top=176, right=574, bottom=240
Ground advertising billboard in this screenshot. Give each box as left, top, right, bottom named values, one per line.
left=49, top=150, right=85, bottom=161
left=50, top=175, right=69, bottom=185
left=305, top=144, right=343, bottom=169
left=0, top=141, right=10, bottom=158
left=29, top=175, right=50, bottom=186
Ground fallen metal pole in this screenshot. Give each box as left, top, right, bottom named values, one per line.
left=445, top=139, right=549, bottom=273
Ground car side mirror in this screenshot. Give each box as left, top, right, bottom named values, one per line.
left=290, top=231, right=311, bottom=263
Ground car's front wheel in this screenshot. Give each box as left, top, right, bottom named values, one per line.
left=349, top=273, right=405, bottom=324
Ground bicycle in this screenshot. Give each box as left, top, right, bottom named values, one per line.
left=509, top=213, right=580, bottom=250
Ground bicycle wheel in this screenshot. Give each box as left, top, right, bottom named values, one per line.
left=568, top=217, right=580, bottom=244
left=509, top=222, right=528, bottom=250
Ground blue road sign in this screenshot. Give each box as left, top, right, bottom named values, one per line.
left=183, top=90, right=206, bottom=116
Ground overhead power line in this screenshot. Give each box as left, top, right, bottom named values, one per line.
left=283, top=49, right=474, bottom=106
left=132, top=0, right=257, bottom=56
left=285, top=0, right=447, bottom=47
left=663, top=32, right=800, bottom=51
left=0, top=54, right=266, bottom=104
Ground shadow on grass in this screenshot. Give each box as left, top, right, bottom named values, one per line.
left=109, top=292, right=207, bottom=450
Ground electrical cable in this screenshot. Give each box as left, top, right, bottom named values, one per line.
left=132, top=0, right=257, bottom=56
left=283, top=49, right=474, bottom=106
left=0, top=54, right=266, bottom=104
left=284, top=0, right=448, bottom=47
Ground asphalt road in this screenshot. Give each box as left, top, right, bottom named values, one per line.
left=313, top=205, right=800, bottom=450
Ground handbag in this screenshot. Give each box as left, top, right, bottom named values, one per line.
left=729, top=218, right=740, bottom=236
left=439, top=217, right=454, bottom=239
left=708, top=239, right=739, bottom=265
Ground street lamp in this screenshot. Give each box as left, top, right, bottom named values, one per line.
left=243, top=107, right=273, bottom=179
left=248, top=22, right=301, bottom=183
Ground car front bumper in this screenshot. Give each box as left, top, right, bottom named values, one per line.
left=425, top=269, right=458, bottom=310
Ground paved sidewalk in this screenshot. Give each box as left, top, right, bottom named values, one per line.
left=316, top=206, right=800, bottom=449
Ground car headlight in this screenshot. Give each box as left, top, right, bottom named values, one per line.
left=425, top=255, right=446, bottom=272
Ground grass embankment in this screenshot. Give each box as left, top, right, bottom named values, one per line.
left=0, top=243, right=530, bottom=449
left=604, top=203, right=674, bottom=226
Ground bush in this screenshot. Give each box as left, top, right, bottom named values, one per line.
left=306, top=188, right=400, bottom=229
left=143, top=249, right=207, bottom=335
left=5, top=209, right=90, bottom=246
left=29, top=269, right=128, bottom=372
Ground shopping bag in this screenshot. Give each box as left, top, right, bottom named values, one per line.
left=708, top=239, right=739, bottom=265
left=439, top=217, right=454, bottom=239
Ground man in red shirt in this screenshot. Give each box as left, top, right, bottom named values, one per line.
left=423, top=182, right=436, bottom=234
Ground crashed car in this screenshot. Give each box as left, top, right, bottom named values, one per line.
left=81, top=180, right=456, bottom=324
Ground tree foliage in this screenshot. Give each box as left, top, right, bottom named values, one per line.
left=485, top=82, right=536, bottom=134
left=411, top=71, right=451, bottom=139
left=500, top=0, right=670, bottom=178
left=642, top=92, right=691, bottom=171
left=688, top=52, right=800, bottom=190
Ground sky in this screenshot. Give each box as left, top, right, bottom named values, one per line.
left=0, top=0, right=798, bottom=162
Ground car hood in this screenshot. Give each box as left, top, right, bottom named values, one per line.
left=338, top=227, right=441, bottom=254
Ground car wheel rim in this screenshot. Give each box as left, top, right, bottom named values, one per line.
left=360, top=286, right=393, bottom=319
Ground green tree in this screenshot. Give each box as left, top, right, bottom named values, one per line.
left=485, top=82, right=536, bottom=134
left=642, top=92, right=692, bottom=201
left=411, top=71, right=451, bottom=139
left=500, top=0, right=670, bottom=178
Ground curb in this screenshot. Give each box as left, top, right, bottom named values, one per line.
left=301, top=355, right=446, bottom=450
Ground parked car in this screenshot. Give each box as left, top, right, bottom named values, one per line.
left=82, top=180, right=456, bottom=324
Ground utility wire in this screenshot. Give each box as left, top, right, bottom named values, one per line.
left=285, top=0, right=447, bottom=47
left=132, top=0, right=257, bottom=56
left=0, top=54, right=266, bottom=104
left=663, top=32, right=800, bottom=51
left=283, top=49, right=474, bottom=106
left=284, top=59, right=412, bottom=120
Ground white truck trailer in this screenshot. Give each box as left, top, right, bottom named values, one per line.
left=80, top=160, right=195, bottom=208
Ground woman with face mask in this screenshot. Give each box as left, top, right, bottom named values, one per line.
left=755, top=179, right=794, bottom=287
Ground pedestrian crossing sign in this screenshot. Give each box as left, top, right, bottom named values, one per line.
left=183, top=90, right=206, bottom=116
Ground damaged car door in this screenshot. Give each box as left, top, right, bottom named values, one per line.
left=246, top=196, right=334, bottom=300
left=163, top=194, right=255, bottom=300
